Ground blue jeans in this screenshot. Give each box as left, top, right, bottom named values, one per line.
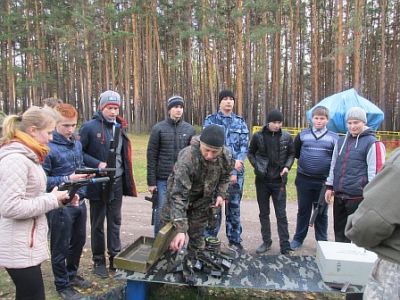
left=47, top=203, right=87, bottom=291
left=154, top=179, right=168, bottom=236
left=255, top=176, right=291, bottom=251
left=293, top=174, right=328, bottom=243
left=205, top=175, right=244, bottom=244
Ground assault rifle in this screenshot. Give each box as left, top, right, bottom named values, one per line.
left=102, top=124, right=120, bottom=202
left=59, top=177, right=110, bottom=203
left=309, top=185, right=328, bottom=227
left=75, top=167, right=116, bottom=175
left=144, top=190, right=158, bottom=225
left=167, top=237, right=234, bottom=285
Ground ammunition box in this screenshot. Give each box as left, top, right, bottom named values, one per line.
left=114, top=222, right=175, bottom=273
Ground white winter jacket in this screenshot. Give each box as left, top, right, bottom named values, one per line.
left=0, top=142, right=60, bottom=268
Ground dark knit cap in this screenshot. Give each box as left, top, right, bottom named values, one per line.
left=200, top=125, right=225, bottom=148
left=167, top=96, right=184, bottom=110
left=266, top=109, right=283, bottom=123
left=218, top=90, right=235, bottom=103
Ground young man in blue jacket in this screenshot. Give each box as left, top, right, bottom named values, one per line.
left=44, top=103, right=91, bottom=300
left=79, top=90, right=137, bottom=278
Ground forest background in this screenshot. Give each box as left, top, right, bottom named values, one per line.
left=0, top=0, right=399, bottom=132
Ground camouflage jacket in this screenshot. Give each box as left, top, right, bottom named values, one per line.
left=203, top=111, right=249, bottom=176
left=161, top=143, right=234, bottom=233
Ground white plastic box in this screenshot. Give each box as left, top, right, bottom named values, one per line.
left=316, top=241, right=378, bottom=286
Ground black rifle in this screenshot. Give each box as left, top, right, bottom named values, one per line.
left=75, top=167, right=116, bottom=175
left=144, top=190, right=158, bottom=225
left=59, top=177, right=110, bottom=203
left=309, top=185, right=328, bottom=227
left=102, top=124, right=120, bottom=203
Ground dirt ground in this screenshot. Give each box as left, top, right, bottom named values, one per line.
left=0, top=194, right=336, bottom=300
left=119, top=193, right=335, bottom=256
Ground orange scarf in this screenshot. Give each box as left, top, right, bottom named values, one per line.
left=14, top=129, right=49, bottom=163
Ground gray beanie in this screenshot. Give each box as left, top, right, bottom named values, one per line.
left=99, top=90, right=121, bottom=110
left=346, top=107, right=367, bottom=123
left=167, top=96, right=184, bottom=110
left=200, top=125, right=225, bottom=148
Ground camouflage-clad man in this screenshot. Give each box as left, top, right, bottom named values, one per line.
left=203, top=89, right=249, bottom=252
left=161, top=125, right=234, bottom=255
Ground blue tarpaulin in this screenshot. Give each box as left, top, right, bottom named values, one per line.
left=306, top=89, right=384, bottom=133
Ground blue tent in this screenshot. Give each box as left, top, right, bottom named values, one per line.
left=306, top=88, right=384, bottom=133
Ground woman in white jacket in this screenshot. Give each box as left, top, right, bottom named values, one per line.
left=0, top=106, right=70, bottom=300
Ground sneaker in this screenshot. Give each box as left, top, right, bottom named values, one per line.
left=290, top=240, right=303, bottom=250
left=58, top=287, right=83, bottom=300
left=281, top=248, right=294, bottom=256
left=93, top=263, right=108, bottom=278
left=70, top=275, right=92, bottom=289
left=255, top=242, right=272, bottom=254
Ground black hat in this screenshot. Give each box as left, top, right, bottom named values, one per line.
left=266, top=109, right=283, bottom=123
left=167, top=96, right=184, bottom=110
left=200, top=125, right=225, bottom=148
left=218, top=90, right=235, bottom=103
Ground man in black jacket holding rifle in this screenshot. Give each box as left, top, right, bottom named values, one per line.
left=79, top=90, right=137, bottom=278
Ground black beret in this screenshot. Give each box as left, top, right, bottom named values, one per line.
left=200, top=125, right=225, bottom=148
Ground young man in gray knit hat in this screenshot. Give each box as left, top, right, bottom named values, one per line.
left=325, top=106, right=386, bottom=242
left=79, top=90, right=137, bottom=278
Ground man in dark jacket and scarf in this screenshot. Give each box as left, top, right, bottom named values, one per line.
left=147, top=96, right=195, bottom=235
left=79, top=90, right=137, bottom=278
left=248, top=109, right=295, bottom=255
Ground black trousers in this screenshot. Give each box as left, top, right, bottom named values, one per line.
left=333, top=196, right=362, bottom=242
left=90, top=177, right=123, bottom=265
left=255, top=176, right=291, bottom=251
left=6, top=265, right=45, bottom=300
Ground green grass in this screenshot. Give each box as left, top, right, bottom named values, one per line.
left=129, top=133, right=298, bottom=201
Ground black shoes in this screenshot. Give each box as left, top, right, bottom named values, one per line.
left=109, top=257, right=116, bottom=272
left=281, top=248, right=294, bottom=256
left=255, top=242, right=272, bottom=254
left=70, top=275, right=92, bottom=289
left=58, top=287, right=83, bottom=300
left=93, top=263, right=108, bottom=278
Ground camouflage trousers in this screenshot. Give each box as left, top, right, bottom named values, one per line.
left=363, top=258, right=400, bottom=300
left=204, top=175, right=244, bottom=244
left=186, top=203, right=209, bottom=256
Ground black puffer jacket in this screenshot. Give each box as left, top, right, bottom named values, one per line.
left=147, top=117, right=195, bottom=186
left=248, top=126, right=295, bottom=182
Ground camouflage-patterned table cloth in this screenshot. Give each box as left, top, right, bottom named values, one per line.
left=116, top=254, right=361, bottom=293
